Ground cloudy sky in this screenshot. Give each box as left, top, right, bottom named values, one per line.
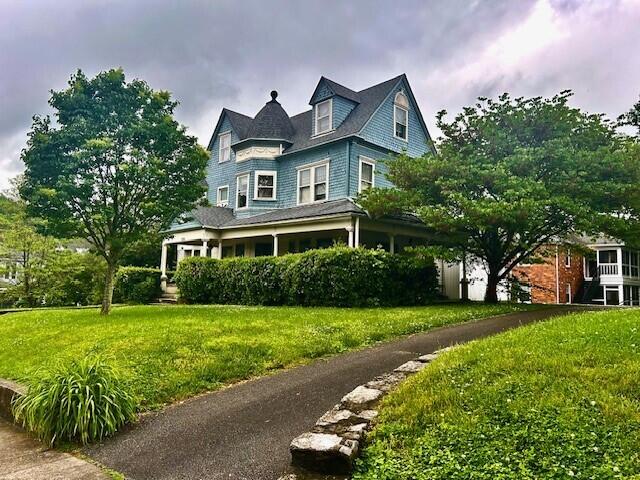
left=1, top=0, right=639, bottom=189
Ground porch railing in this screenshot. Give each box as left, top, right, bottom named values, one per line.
left=598, top=263, right=618, bottom=276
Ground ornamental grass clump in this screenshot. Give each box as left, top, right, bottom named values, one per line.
left=12, top=356, right=137, bottom=446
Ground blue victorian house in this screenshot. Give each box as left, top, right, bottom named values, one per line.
left=160, top=74, right=438, bottom=289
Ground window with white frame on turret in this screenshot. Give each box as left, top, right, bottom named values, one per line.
left=297, top=161, right=328, bottom=205
left=254, top=171, right=277, bottom=200
left=314, top=99, right=332, bottom=135
left=219, top=132, right=231, bottom=162
left=236, top=174, right=249, bottom=209
left=393, top=91, right=408, bottom=141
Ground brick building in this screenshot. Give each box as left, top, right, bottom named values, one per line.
left=512, top=247, right=584, bottom=304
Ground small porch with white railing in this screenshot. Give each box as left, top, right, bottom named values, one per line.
left=583, top=245, right=640, bottom=305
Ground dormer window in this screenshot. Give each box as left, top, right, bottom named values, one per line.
left=219, top=132, right=231, bottom=162
left=314, top=99, right=332, bottom=135
left=393, top=91, right=409, bottom=141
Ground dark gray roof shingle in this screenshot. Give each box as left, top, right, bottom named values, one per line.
left=190, top=205, right=235, bottom=228
left=312, top=77, right=361, bottom=104
left=225, top=198, right=364, bottom=227
left=244, top=92, right=294, bottom=142
left=284, top=75, right=404, bottom=154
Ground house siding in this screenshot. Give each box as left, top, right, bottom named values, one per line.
left=277, top=142, right=349, bottom=208
left=332, top=96, right=357, bottom=130
left=359, top=79, right=431, bottom=158
left=349, top=142, right=394, bottom=197
left=206, top=115, right=241, bottom=208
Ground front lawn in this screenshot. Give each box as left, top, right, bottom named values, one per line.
left=0, top=303, right=529, bottom=409
left=354, top=308, right=640, bottom=479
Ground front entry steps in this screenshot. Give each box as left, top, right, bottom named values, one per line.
left=157, top=284, right=178, bottom=304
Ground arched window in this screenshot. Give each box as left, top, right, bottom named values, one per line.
left=394, top=91, right=409, bottom=141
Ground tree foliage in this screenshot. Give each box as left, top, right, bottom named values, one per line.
left=20, top=69, right=209, bottom=313
left=361, top=91, right=640, bottom=302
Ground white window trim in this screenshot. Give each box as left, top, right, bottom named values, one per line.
left=297, top=159, right=330, bottom=205
left=358, top=156, right=376, bottom=193
left=253, top=170, right=277, bottom=201
left=565, top=249, right=571, bottom=268
left=314, top=98, right=333, bottom=136
left=218, top=131, right=232, bottom=163
left=216, top=185, right=229, bottom=207
left=393, top=104, right=408, bottom=142
left=236, top=173, right=250, bottom=210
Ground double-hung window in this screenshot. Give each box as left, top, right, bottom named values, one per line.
left=298, top=162, right=328, bottom=204
left=254, top=171, right=277, bottom=200
left=236, top=174, right=249, bottom=209
left=359, top=157, right=375, bottom=192
left=393, top=91, right=408, bottom=141
left=217, top=185, right=229, bottom=207
left=219, top=132, right=231, bottom=162
left=314, top=99, right=332, bottom=135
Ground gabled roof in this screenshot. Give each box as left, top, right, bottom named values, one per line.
left=205, top=73, right=431, bottom=156
left=309, top=76, right=361, bottom=105
left=206, top=108, right=253, bottom=150
left=284, top=74, right=404, bottom=154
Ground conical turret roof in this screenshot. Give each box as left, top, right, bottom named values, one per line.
left=246, top=91, right=294, bottom=141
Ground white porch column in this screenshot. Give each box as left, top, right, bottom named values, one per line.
left=160, top=241, right=169, bottom=292
left=389, top=234, right=395, bottom=254
left=201, top=239, right=208, bottom=258
left=354, top=217, right=360, bottom=248
left=212, top=240, right=222, bottom=259
left=177, top=245, right=185, bottom=263
left=273, top=233, right=279, bottom=256
left=346, top=225, right=354, bottom=248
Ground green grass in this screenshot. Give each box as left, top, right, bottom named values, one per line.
left=0, top=303, right=529, bottom=409
left=353, top=308, right=640, bottom=479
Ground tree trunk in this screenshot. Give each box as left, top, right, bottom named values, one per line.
left=101, top=261, right=117, bottom=315
left=484, top=270, right=500, bottom=304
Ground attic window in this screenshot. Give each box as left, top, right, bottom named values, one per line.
left=219, top=132, right=231, bottom=162
left=394, top=91, right=408, bottom=141
left=315, top=99, right=332, bottom=135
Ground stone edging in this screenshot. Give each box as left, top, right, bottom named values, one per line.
left=0, top=378, right=26, bottom=422
left=282, top=347, right=452, bottom=478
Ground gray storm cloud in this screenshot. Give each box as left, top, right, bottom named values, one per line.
left=1, top=0, right=639, bottom=188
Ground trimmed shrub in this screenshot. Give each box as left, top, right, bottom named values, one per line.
left=175, top=247, right=438, bottom=307
left=114, top=266, right=162, bottom=304
left=12, top=356, right=137, bottom=445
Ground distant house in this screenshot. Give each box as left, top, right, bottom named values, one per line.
left=464, top=238, right=640, bottom=306
left=161, top=74, right=456, bottom=293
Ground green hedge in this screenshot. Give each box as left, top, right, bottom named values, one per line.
left=175, top=247, right=438, bottom=307
left=114, top=267, right=162, bottom=304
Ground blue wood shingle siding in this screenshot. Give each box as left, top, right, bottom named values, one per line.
left=360, top=79, right=431, bottom=158
left=204, top=75, right=433, bottom=220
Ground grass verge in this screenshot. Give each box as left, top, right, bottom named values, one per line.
left=0, top=303, right=531, bottom=409
left=353, top=308, right=640, bottom=479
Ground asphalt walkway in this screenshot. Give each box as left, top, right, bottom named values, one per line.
left=86, top=306, right=584, bottom=480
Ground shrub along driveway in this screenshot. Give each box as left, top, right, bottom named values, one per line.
left=85, top=306, right=582, bottom=480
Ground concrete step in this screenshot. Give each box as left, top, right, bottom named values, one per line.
left=166, top=285, right=178, bottom=295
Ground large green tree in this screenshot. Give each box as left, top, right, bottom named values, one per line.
left=361, top=91, right=640, bottom=302
left=20, top=69, right=209, bottom=314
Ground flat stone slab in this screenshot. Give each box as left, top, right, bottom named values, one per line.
left=394, top=360, right=427, bottom=373
left=339, top=386, right=383, bottom=412
left=0, top=379, right=26, bottom=422
left=365, top=372, right=407, bottom=392
left=0, top=419, right=108, bottom=479
left=290, top=432, right=359, bottom=474
left=417, top=353, right=439, bottom=362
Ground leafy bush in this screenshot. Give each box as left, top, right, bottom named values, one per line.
left=176, top=247, right=438, bottom=307
left=114, top=266, right=162, bottom=304
left=12, top=356, right=137, bottom=445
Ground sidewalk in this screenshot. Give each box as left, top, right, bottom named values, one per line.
left=0, top=419, right=108, bottom=480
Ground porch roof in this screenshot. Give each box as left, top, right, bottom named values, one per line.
left=166, top=198, right=424, bottom=233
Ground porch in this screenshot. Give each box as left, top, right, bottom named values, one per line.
left=160, top=201, right=435, bottom=292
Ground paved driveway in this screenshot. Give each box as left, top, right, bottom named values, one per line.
left=87, top=306, right=584, bottom=480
